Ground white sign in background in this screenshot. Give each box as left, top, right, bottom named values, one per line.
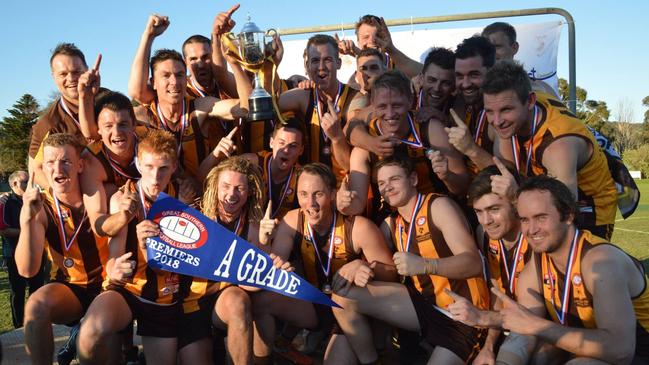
left=277, top=21, right=563, bottom=93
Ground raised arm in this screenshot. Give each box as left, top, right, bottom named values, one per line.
left=425, top=119, right=470, bottom=195
left=77, top=54, right=102, bottom=141
left=337, top=147, right=370, bottom=216
left=377, top=18, right=422, bottom=78
left=15, top=173, right=47, bottom=277
left=270, top=209, right=299, bottom=261
left=128, top=14, right=169, bottom=104
left=211, top=4, right=240, bottom=98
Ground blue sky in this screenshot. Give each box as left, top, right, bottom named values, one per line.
left=1, top=0, right=647, bottom=122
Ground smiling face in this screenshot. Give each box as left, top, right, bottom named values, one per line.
left=473, top=192, right=519, bottom=240
left=137, top=150, right=176, bottom=200
left=371, top=87, right=410, bottom=137
left=216, top=170, right=249, bottom=219
left=484, top=89, right=534, bottom=139
left=486, top=31, right=518, bottom=61
left=422, top=63, right=455, bottom=109
left=297, top=172, right=335, bottom=228
left=517, top=189, right=572, bottom=254
left=51, top=54, right=88, bottom=105
left=304, top=43, right=341, bottom=92
left=357, top=23, right=381, bottom=50
left=270, top=127, right=304, bottom=173
left=97, top=108, right=135, bottom=157
left=183, top=42, right=213, bottom=87
left=152, top=59, right=187, bottom=104
left=43, top=144, right=84, bottom=195
left=455, top=55, right=487, bottom=106
left=376, top=164, right=418, bottom=209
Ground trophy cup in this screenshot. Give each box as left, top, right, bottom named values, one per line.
left=223, top=16, right=277, bottom=122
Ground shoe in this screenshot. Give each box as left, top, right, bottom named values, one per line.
left=56, top=325, right=79, bottom=365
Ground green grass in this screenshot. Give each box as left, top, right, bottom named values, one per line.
left=612, top=179, right=649, bottom=271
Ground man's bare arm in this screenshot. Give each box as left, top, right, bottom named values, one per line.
left=128, top=14, right=169, bottom=104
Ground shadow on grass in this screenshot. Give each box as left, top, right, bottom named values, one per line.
left=641, top=258, right=649, bottom=276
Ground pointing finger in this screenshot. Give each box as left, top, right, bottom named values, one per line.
left=490, top=283, right=515, bottom=305
left=449, top=109, right=467, bottom=129
left=443, top=288, right=464, bottom=302
left=226, top=4, right=241, bottom=17
left=264, top=200, right=272, bottom=219
left=493, top=156, right=512, bottom=177
left=226, top=126, right=239, bottom=140
left=29, top=171, right=36, bottom=189
left=93, top=54, right=102, bottom=71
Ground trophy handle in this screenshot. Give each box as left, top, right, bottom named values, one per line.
left=265, top=28, right=278, bottom=37
left=221, top=32, right=243, bottom=63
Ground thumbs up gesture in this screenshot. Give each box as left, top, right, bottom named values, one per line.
left=259, top=201, right=279, bottom=245
left=445, top=109, right=475, bottom=155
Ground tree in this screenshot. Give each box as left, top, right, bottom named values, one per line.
left=642, top=95, right=649, bottom=143
left=558, top=78, right=611, bottom=133
left=623, top=144, right=649, bottom=179
left=0, top=94, right=40, bottom=178
left=612, top=98, right=641, bottom=154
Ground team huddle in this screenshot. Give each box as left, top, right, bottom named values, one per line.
left=14, top=3, right=649, bottom=365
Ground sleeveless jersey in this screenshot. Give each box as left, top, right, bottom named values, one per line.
left=85, top=138, right=142, bottom=187
left=118, top=182, right=188, bottom=305
left=31, top=98, right=88, bottom=162
left=242, top=79, right=290, bottom=153
left=302, top=83, right=357, bottom=184
left=484, top=233, right=532, bottom=299
left=42, top=189, right=109, bottom=287
left=145, top=97, right=214, bottom=179
left=291, top=211, right=359, bottom=288
left=257, top=150, right=300, bottom=220
left=392, top=193, right=489, bottom=310
left=516, top=94, right=617, bottom=227
left=540, top=230, right=649, bottom=356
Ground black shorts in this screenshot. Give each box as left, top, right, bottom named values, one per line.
left=108, top=286, right=181, bottom=338
left=54, top=281, right=102, bottom=325
left=178, top=292, right=220, bottom=349
left=407, top=285, right=486, bottom=362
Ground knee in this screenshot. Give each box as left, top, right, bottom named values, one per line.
left=23, top=294, right=51, bottom=323
left=78, top=317, right=111, bottom=355
left=331, top=293, right=358, bottom=312
left=222, top=289, right=253, bottom=326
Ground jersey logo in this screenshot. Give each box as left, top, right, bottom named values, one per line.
left=572, top=274, right=582, bottom=286
left=417, top=217, right=426, bottom=226
left=334, top=236, right=343, bottom=246
left=154, top=210, right=208, bottom=249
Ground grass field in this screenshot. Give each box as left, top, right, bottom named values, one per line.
left=0, top=181, right=646, bottom=335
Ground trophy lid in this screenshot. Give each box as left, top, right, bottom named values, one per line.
left=240, top=15, right=263, bottom=34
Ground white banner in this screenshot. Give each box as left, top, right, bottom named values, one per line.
left=278, top=21, right=563, bottom=93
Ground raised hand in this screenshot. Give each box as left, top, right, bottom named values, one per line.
left=23, top=171, right=44, bottom=220
left=375, top=17, right=394, bottom=51
left=269, top=34, right=284, bottom=65
left=353, top=261, right=375, bottom=288
left=369, top=133, right=398, bottom=157
left=117, top=179, right=139, bottom=219
left=321, top=96, right=343, bottom=142
left=334, top=33, right=360, bottom=57
left=259, top=201, right=279, bottom=245
left=490, top=157, right=518, bottom=203
left=146, top=14, right=170, bottom=38
left=445, top=288, right=484, bottom=327
left=426, top=149, right=449, bottom=181
left=213, top=4, right=240, bottom=36
left=212, top=126, right=239, bottom=159
left=78, top=54, right=102, bottom=98
left=336, top=175, right=358, bottom=213
left=445, top=109, right=475, bottom=155
left=296, top=79, right=316, bottom=90
left=108, top=252, right=135, bottom=283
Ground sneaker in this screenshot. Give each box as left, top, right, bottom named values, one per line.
left=56, top=324, right=79, bottom=365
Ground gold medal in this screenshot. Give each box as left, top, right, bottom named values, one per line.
left=322, top=283, right=333, bottom=295
left=322, top=145, right=331, bottom=156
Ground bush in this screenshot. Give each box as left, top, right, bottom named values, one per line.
left=623, top=145, right=649, bottom=178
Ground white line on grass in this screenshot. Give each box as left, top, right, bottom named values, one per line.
left=616, top=216, right=648, bottom=222
left=615, top=228, right=649, bottom=235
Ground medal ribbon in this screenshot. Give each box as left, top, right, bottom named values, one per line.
left=52, top=193, right=87, bottom=252
left=305, top=211, right=337, bottom=278
left=498, top=232, right=525, bottom=295
left=376, top=113, right=423, bottom=149
left=548, top=228, right=580, bottom=325
left=266, top=156, right=294, bottom=219
left=511, top=105, right=540, bottom=176
left=189, top=77, right=206, bottom=97
left=473, top=109, right=487, bottom=144
left=104, top=140, right=139, bottom=180
left=138, top=181, right=150, bottom=218
left=384, top=52, right=391, bottom=68
left=314, top=82, right=342, bottom=144
left=156, top=99, right=187, bottom=157
left=397, top=193, right=424, bottom=253
left=59, top=98, right=81, bottom=129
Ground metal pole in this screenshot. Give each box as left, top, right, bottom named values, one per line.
left=278, top=7, right=577, bottom=113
